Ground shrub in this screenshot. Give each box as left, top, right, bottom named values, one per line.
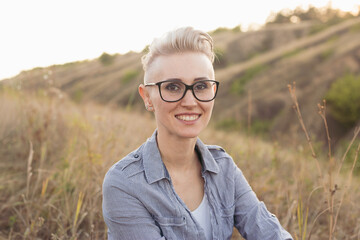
left=121, top=70, right=139, bottom=84
left=325, top=73, right=360, bottom=127
left=266, top=5, right=356, bottom=26
left=214, top=47, right=227, bottom=69
left=210, top=27, right=229, bottom=34
left=215, top=117, right=271, bottom=136
left=142, top=45, right=150, bottom=54
left=215, top=118, right=242, bottom=131
left=231, top=64, right=268, bottom=95
left=320, top=48, right=334, bottom=61
left=231, top=25, right=242, bottom=33
left=250, top=119, right=272, bottom=135
left=99, top=52, right=116, bottom=66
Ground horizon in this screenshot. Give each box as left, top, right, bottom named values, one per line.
left=0, top=0, right=359, bottom=80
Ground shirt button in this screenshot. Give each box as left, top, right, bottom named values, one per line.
left=134, top=154, right=139, bottom=158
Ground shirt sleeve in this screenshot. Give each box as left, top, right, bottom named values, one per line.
left=102, top=169, right=164, bottom=240
left=233, top=164, right=293, bottom=240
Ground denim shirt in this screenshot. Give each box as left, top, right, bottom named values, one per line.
left=102, top=131, right=293, bottom=240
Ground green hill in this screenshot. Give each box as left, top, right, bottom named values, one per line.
left=2, top=16, right=360, bottom=144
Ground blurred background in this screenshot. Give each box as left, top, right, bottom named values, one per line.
left=1, top=1, right=360, bottom=239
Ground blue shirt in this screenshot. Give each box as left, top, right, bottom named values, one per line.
left=102, top=131, right=293, bottom=240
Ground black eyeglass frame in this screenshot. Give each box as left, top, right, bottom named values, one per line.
left=145, top=80, right=220, bottom=103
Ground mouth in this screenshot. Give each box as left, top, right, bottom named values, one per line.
left=175, top=114, right=201, bottom=122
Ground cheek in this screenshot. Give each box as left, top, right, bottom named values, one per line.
left=148, top=91, right=163, bottom=109
left=202, top=102, right=214, bottom=113
left=152, top=99, right=176, bottom=116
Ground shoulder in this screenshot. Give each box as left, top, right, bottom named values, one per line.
left=205, top=144, right=239, bottom=173
left=206, top=144, right=232, bottom=160
left=103, top=145, right=145, bottom=188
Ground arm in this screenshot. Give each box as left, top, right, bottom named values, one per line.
left=233, top=165, right=293, bottom=240
left=102, top=171, right=164, bottom=240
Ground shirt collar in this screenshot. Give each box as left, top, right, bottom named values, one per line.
left=142, top=130, right=170, bottom=184
left=142, top=130, right=220, bottom=185
left=196, top=138, right=220, bottom=174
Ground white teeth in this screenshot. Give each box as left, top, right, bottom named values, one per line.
left=176, top=115, right=199, bottom=121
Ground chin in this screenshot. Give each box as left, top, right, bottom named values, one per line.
left=175, top=127, right=204, bottom=139
left=178, top=132, right=200, bottom=139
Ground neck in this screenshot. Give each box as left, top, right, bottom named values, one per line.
left=156, top=130, right=198, bottom=171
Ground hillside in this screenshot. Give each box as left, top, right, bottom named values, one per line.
left=1, top=87, right=359, bottom=239
left=2, top=17, right=360, bottom=144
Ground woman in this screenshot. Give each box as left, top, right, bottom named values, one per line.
left=102, top=27, right=293, bottom=240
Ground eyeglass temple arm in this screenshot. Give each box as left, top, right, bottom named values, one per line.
left=144, top=83, right=157, bottom=86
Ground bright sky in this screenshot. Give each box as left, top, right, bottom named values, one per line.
left=0, top=0, right=359, bottom=80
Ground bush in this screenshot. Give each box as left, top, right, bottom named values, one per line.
left=231, top=25, right=242, bottom=33
left=214, top=47, right=227, bottom=69
left=210, top=27, right=229, bottom=35
left=215, top=118, right=242, bottom=131
left=266, top=5, right=357, bottom=26
left=325, top=73, right=360, bottom=127
left=250, top=119, right=272, bottom=135
left=231, top=64, right=268, bottom=95
left=121, top=70, right=139, bottom=84
left=99, top=52, right=116, bottom=66
left=215, top=117, right=271, bottom=136
left=320, top=48, right=334, bottom=61
left=142, top=45, right=150, bottom=54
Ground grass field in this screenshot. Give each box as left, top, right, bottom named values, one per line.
left=0, top=88, right=359, bottom=240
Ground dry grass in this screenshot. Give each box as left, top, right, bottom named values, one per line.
left=0, top=88, right=155, bottom=239
left=288, top=83, right=360, bottom=240
left=0, top=87, right=359, bottom=240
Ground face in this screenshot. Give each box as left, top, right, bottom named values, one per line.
left=139, top=52, right=216, bottom=140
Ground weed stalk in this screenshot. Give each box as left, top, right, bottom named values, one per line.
left=288, top=82, right=360, bottom=240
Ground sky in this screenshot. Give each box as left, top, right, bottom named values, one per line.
left=0, top=0, right=359, bottom=80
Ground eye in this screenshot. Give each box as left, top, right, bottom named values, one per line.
left=164, top=82, right=182, bottom=92
left=194, top=81, right=209, bottom=91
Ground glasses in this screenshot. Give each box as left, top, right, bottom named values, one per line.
left=145, top=79, right=219, bottom=102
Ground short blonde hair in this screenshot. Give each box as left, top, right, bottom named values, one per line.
left=141, top=27, right=214, bottom=74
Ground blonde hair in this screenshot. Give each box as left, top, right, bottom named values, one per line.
left=141, top=27, right=214, bottom=74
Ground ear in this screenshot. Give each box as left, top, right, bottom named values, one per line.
left=139, top=84, right=153, bottom=109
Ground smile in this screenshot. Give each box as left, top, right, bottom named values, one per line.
left=175, top=114, right=200, bottom=121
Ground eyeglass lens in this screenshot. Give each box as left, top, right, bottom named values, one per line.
left=160, top=80, right=217, bottom=102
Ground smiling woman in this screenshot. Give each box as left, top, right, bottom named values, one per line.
left=102, top=27, right=293, bottom=240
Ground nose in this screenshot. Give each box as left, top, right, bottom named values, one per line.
left=180, top=89, right=197, bottom=107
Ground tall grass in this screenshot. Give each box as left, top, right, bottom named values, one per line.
left=1, top=86, right=359, bottom=239
left=288, top=83, right=360, bottom=240
left=0, top=88, right=155, bottom=239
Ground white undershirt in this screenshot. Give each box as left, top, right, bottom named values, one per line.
left=191, top=194, right=212, bottom=240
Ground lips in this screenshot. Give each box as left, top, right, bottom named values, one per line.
left=175, top=114, right=200, bottom=121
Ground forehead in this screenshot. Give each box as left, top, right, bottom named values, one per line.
left=145, top=52, right=214, bottom=83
